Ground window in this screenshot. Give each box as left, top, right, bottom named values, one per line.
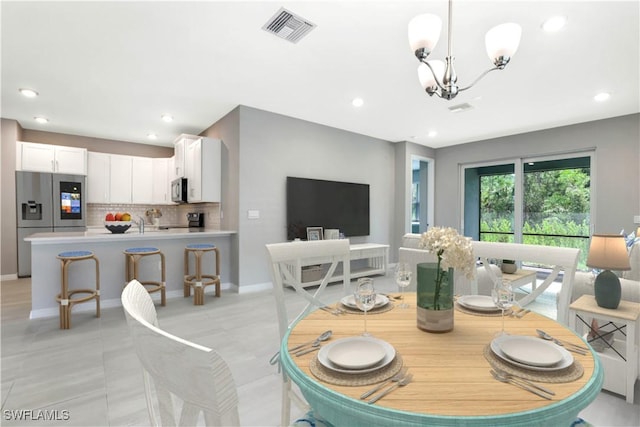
left=464, top=154, right=592, bottom=269
left=522, top=158, right=591, bottom=268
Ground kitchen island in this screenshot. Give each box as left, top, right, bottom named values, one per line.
left=25, top=228, right=236, bottom=319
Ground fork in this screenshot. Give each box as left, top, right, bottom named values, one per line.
left=360, top=367, right=408, bottom=399
left=491, top=367, right=555, bottom=395
left=368, top=373, right=413, bottom=404
left=490, top=370, right=553, bottom=400
left=319, top=306, right=343, bottom=316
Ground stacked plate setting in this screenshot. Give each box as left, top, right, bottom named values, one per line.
left=457, top=295, right=502, bottom=313
left=491, top=335, right=574, bottom=371
left=318, top=336, right=396, bottom=374
left=340, top=294, right=390, bottom=310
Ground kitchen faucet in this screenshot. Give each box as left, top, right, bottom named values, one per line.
left=137, top=216, right=145, bottom=234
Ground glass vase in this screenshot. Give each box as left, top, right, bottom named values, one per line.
left=416, top=262, right=454, bottom=332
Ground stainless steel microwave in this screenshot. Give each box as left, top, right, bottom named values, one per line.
left=171, top=178, right=188, bottom=203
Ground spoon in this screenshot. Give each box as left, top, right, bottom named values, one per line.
left=535, top=329, right=588, bottom=354
left=269, top=330, right=332, bottom=365
left=289, top=330, right=332, bottom=353
left=295, top=344, right=321, bottom=356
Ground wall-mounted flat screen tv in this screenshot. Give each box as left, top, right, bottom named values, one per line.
left=287, top=177, right=370, bottom=240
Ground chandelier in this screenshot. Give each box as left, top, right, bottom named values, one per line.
left=408, top=0, right=522, bottom=100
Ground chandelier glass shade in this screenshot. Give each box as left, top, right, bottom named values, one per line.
left=408, top=0, right=522, bottom=100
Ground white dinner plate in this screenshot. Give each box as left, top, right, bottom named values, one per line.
left=457, top=295, right=500, bottom=312
left=491, top=335, right=574, bottom=371
left=497, top=336, right=564, bottom=367
left=326, top=338, right=386, bottom=369
left=318, top=336, right=396, bottom=374
left=341, top=294, right=389, bottom=310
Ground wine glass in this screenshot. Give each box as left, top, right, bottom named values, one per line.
left=354, top=278, right=376, bottom=336
left=492, top=279, right=514, bottom=336
left=395, top=262, right=412, bottom=309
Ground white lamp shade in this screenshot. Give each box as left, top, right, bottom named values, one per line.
left=586, top=234, right=631, bottom=270
left=408, top=14, right=442, bottom=53
left=485, top=22, right=522, bottom=61
left=418, top=60, right=445, bottom=89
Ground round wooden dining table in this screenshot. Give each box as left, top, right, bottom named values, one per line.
left=280, top=294, right=603, bottom=426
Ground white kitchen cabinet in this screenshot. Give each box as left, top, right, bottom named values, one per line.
left=87, top=152, right=110, bottom=203
left=109, top=154, right=133, bottom=204
left=132, top=157, right=153, bottom=204
left=185, top=137, right=221, bottom=203
left=152, top=157, right=172, bottom=204
left=87, top=152, right=164, bottom=204
left=17, top=141, right=87, bottom=175
left=173, top=134, right=198, bottom=178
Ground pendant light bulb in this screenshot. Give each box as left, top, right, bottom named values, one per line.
left=485, top=23, right=522, bottom=68
left=408, top=14, right=442, bottom=59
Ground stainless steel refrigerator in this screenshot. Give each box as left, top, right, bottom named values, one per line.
left=16, top=171, right=87, bottom=277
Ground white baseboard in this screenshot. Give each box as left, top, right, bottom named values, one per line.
left=237, top=281, right=273, bottom=294
left=1, top=273, right=19, bottom=281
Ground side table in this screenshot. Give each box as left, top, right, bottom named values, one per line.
left=502, top=268, right=537, bottom=292
left=569, top=295, right=639, bottom=403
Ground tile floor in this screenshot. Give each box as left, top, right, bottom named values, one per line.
left=1, top=274, right=639, bottom=426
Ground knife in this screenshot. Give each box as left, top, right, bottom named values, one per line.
left=295, top=346, right=320, bottom=356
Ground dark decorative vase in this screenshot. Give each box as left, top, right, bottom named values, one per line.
left=416, top=262, right=454, bottom=333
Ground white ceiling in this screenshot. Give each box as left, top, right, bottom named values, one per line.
left=2, top=1, right=638, bottom=149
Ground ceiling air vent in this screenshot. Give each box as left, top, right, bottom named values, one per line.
left=448, top=103, right=474, bottom=113
left=262, top=7, right=316, bottom=44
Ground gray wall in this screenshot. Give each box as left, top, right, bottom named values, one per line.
left=434, top=114, right=640, bottom=235
left=201, top=107, right=241, bottom=288
left=3, top=112, right=638, bottom=285
left=1, top=119, right=22, bottom=276
left=236, top=106, right=395, bottom=288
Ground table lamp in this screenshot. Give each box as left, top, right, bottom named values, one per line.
left=586, top=234, right=630, bottom=309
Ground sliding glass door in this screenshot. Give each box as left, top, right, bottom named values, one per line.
left=463, top=153, right=593, bottom=269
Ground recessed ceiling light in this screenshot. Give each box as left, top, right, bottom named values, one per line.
left=34, top=116, right=48, bottom=124
left=352, top=97, right=364, bottom=107
left=427, top=131, right=438, bottom=138
left=161, top=114, right=173, bottom=123
left=594, top=92, right=610, bottom=102
left=19, top=88, right=39, bottom=98
left=147, top=133, right=158, bottom=140
left=542, top=16, right=567, bottom=32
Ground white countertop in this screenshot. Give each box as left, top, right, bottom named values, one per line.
left=25, top=228, right=236, bottom=245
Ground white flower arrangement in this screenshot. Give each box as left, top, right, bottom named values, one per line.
left=419, top=227, right=476, bottom=280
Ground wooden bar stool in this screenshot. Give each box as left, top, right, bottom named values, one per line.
left=56, top=250, right=100, bottom=329
left=124, top=247, right=166, bottom=306
left=184, top=243, right=220, bottom=305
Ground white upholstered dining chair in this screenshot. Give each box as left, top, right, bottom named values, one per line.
left=266, top=239, right=350, bottom=427
left=121, top=279, right=240, bottom=427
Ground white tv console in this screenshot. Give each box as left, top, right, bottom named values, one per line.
left=293, top=243, right=389, bottom=287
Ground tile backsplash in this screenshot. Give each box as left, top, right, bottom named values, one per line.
left=88, top=203, right=221, bottom=229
